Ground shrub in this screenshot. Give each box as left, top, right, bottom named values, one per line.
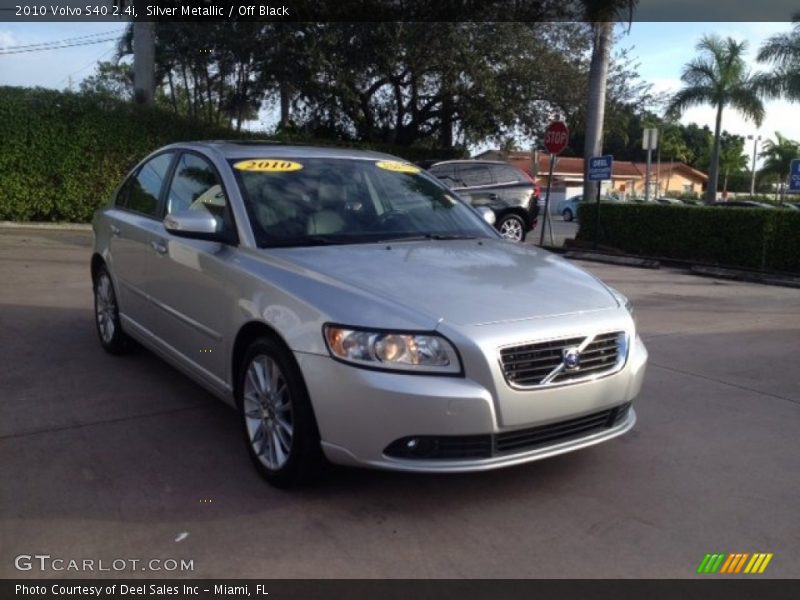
left=576, top=202, right=800, bottom=273
left=0, top=86, right=463, bottom=222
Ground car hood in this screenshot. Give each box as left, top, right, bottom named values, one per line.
left=265, top=239, right=619, bottom=327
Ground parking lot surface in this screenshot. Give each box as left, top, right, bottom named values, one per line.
left=1, top=229, right=798, bottom=578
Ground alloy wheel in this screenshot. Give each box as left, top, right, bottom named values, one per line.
left=95, top=273, right=116, bottom=344
left=500, top=217, right=524, bottom=241
left=242, top=354, right=294, bottom=470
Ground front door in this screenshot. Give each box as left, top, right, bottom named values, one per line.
left=145, top=152, right=239, bottom=390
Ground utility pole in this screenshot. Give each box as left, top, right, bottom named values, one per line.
left=133, top=17, right=155, bottom=106
left=747, top=134, right=761, bottom=197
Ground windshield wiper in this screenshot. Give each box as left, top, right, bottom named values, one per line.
left=261, top=235, right=352, bottom=248
left=377, top=234, right=479, bottom=243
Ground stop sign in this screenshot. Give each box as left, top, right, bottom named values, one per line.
left=544, top=121, right=569, bottom=154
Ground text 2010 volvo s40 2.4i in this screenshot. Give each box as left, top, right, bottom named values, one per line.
left=91, top=142, right=648, bottom=487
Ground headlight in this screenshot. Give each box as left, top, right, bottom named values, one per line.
left=323, top=325, right=462, bottom=374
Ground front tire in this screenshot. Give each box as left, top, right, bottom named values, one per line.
left=237, top=337, right=323, bottom=488
left=497, top=214, right=526, bottom=242
left=93, top=265, right=132, bottom=355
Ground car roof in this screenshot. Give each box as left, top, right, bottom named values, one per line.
left=161, top=140, right=400, bottom=161
left=431, top=159, right=513, bottom=167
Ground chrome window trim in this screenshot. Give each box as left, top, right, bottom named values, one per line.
left=497, top=330, right=630, bottom=391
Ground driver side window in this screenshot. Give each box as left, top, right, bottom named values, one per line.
left=166, top=153, right=236, bottom=239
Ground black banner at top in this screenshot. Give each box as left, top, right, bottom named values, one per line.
left=0, top=0, right=798, bottom=22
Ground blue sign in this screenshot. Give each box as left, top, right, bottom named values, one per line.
left=789, top=159, right=800, bottom=193
left=588, top=155, right=613, bottom=181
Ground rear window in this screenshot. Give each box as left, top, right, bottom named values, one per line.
left=458, top=164, right=493, bottom=187
left=494, top=165, right=526, bottom=184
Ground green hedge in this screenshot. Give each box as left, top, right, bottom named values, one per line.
left=0, top=86, right=464, bottom=222
left=576, top=203, right=800, bottom=273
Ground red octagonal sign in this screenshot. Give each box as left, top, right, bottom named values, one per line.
left=544, top=120, right=569, bottom=155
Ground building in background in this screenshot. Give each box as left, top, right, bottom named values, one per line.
left=474, top=150, right=708, bottom=204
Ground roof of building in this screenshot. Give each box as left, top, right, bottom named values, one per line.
left=475, top=150, right=708, bottom=182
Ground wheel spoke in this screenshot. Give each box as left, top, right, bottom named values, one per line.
left=272, top=430, right=287, bottom=464
left=254, top=358, right=269, bottom=394
left=276, top=416, right=293, bottom=440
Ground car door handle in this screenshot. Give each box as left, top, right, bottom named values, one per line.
left=109, top=225, right=121, bottom=237
left=150, top=240, right=168, bottom=255
left=487, top=193, right=499, bottom=200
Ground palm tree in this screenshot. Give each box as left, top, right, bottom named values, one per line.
left=666, top=35, right=765, bottom=203
left=581, top=1, right=638, bottom=202
left=756, top=19, right=800, bottom=102
left=758, top=132, right=800, bottom=202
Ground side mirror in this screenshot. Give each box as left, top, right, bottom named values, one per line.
left=476, top=206, right=496, bottom=226
left=164, top=210, right=223, bottom=241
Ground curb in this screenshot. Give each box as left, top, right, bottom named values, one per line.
left=0, top=221, right=92, bottom=232
left=690, top=265, right=800, bottom=290
left=563, top=251, right=660, bottom=269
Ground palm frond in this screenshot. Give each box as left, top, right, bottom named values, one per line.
left=665, top=85, right=714, bottom=119
left=727, top=85, right=766, bottom=127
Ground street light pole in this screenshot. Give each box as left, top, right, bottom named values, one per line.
left=748, top=134, right=761, bottom=197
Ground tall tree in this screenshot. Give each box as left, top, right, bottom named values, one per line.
left=666, top=35, right=765, bottom=203
left=758, top=132, right=800, bottom=202
left=581, top=1, right=638, bottom=202
left=756, top=19, right=800, bottom=103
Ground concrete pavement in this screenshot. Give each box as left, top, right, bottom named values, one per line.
left=1, top=229, right=798, bottom=578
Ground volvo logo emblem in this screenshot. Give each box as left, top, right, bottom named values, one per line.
left=563, top=347, right=581, bottom=371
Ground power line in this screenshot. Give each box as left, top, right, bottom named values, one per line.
left=0, top=29, right=125, bottom=52
left=0, top=37, right=120, bottom=56
left=58, top=45, right=117, bottom=88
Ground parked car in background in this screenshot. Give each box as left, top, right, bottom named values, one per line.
left=91, top=142, right=647, bottom=487
left=428, top=160, right=540, bottom=242
left=711, top=200, right=776, bottom=209
left=655, top=197, right=684, bottom=205
left=556, top=194, right=622, bottom=222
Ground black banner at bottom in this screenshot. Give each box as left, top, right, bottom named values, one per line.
left=3, top=579, right=800, bottom=600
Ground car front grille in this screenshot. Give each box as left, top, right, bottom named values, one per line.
left=383, top=403, right=631, bottom=461
left=499, top=331, right=626, bottom=388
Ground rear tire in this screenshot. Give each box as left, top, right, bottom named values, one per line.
left=562, top=208, right=574, bottom=222
left=93, top=265, right=132, bottom=355
left=237, top=337, right=323, bottom=488
left=497, top=214, right=526, bottom=242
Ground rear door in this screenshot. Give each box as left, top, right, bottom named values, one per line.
left=455, top=163, right=496, bottom=206
left=106, top=151, right=175, bottom=334
left=491, top=164, right=535, bottom=209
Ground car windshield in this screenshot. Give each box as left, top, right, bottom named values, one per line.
left=231, top=157, right=495, bottom=247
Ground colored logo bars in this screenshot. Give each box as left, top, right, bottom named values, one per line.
left=697, top=552, right=773, bottom=574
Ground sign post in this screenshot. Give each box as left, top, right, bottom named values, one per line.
left=588, top=155, right=613, bottom=250
left=642, top=128, right=658, bottom=201
left=789, top=159, right=800, bottom=195
left=539, top=120, right=569, bottom=246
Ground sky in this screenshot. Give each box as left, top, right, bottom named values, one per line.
left=1, top=21, right=798, bottom=167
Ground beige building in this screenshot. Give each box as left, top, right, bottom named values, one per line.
left=474, top=150, right=708, bottom=199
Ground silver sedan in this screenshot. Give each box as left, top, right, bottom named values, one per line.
left=91, top=142, right=648, bottom=487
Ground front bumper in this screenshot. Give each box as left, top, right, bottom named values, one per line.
left=295, top=334, right=648, bottom=473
